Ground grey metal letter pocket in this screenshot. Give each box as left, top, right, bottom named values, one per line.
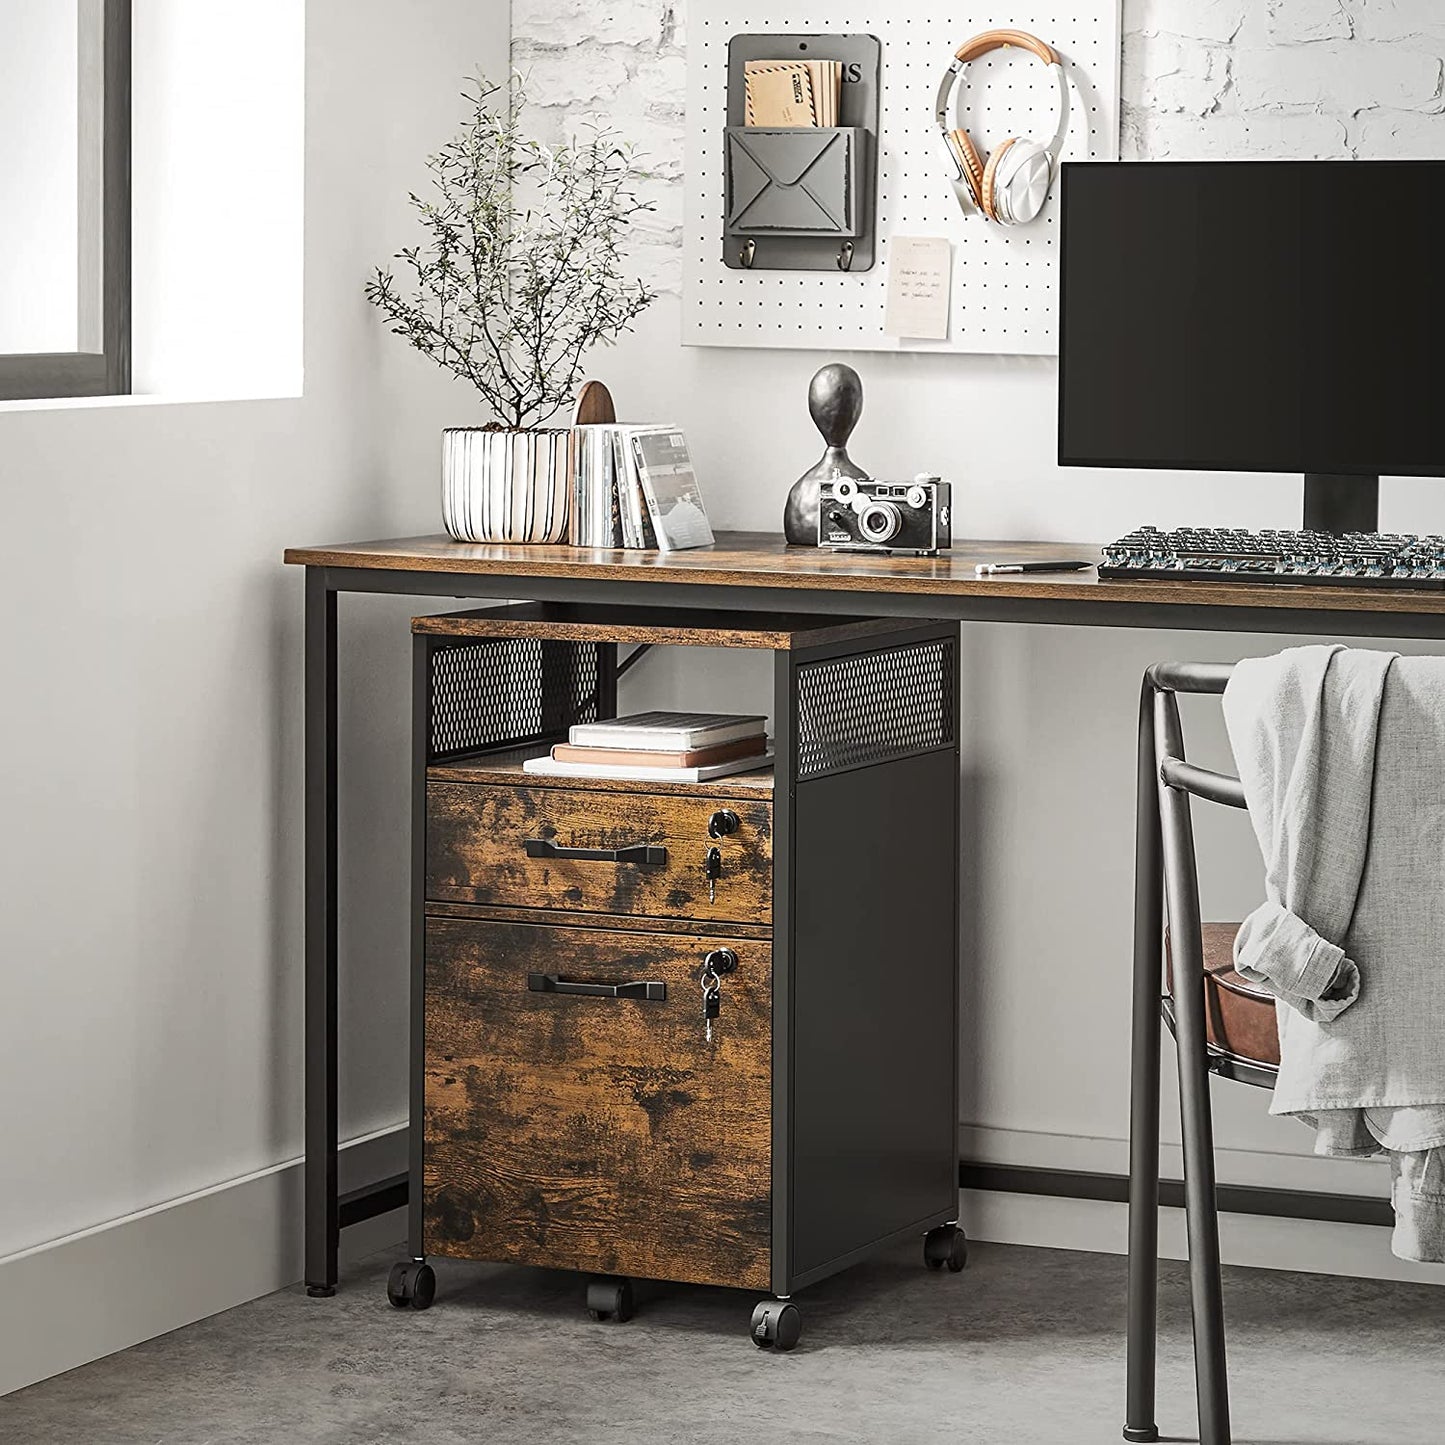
left=723, top=33, right=881, bottom=272
left=726, top=127, right=864, bottom=237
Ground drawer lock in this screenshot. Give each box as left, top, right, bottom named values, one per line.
left=708, top=809, right=741, bottom=839
left=704, top=947, right=739, bottom=976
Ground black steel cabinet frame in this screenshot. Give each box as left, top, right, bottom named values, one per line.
left=771, top=619, right=961, bottom=1293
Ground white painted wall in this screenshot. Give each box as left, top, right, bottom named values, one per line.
left=516, top=0, right=1445, bottom=1272
left=0, top=0, right=510, bottom=1389
left=0, top=0, right=82, bottom=352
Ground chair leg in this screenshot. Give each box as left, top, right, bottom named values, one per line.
left=1154, top=696, right=1231, bottom=1445
left=1176, top=1027, right=1231, bottom=1445
left=1125, top=683, right=1164, bottom=1444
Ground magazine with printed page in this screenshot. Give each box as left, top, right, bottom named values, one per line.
left=630, top=429, right=714, bottom=551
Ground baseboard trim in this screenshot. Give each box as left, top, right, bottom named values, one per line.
left=0, top=1125, right=407, bottom=1399
left=0, top=1139, right=1406, bottom=1398
left=959, top=1160, right=1393, bottom=1228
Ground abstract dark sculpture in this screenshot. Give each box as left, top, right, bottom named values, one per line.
left=784, top=363, right=869, bottom=546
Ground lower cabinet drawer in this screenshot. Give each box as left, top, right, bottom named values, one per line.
left=423, top=916, right=773, bottom=1290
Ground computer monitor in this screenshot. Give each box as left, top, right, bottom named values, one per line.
left=1057, top=160, right=1445, bottom=533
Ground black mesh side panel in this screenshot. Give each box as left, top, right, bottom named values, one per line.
left=795, top=638, right=955, bottom=779
left=428, top=638, right=600, bottom=761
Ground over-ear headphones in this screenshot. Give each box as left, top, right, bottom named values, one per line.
left=935, top=29, right=1070, bottom=226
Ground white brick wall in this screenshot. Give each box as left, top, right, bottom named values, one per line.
left=1123, top=0, right=1444, bottom=162
left=513, top=0, right=1445, bottom=292
left=513, top=0, right=687, bottom=288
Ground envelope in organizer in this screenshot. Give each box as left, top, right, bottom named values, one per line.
left=725, top=128, right=860, bottom=236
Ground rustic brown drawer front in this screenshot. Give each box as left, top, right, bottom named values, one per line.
left=423, top=917, right=772, bottom=1289
left=426, top=782, right=772, bottom=923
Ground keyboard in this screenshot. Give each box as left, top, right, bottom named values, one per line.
left=1100, top=527, right=1445, bottom=588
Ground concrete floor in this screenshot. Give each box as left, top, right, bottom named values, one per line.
left=5, top=1238, right=1443, bottom=1445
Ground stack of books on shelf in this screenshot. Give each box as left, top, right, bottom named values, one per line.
left=522, top=712, right=772, bottom=783
left=572, top=425, right=715, bottom=552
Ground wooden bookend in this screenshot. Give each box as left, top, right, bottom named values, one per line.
left=573, top=380, right=617, bottom=426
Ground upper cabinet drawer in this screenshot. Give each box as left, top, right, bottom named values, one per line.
left=427, top=782, right=773, bottom=924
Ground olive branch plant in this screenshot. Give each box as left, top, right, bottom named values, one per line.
left=365, top=76, right=656, bottom=429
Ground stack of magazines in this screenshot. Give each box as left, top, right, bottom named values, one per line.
left=522, top=712, right=772, bottom=782
left=573, top=426, right=715, bottom=552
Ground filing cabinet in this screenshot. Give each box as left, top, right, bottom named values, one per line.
left=392, top=603, right=963, bottom=1347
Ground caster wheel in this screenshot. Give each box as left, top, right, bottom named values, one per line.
left=924, top=1224, right=968, bottom=1273
left=387, top=1261, right=436, bottom=1310
left=585, top=1276, right=634, bottom=1323
left=750, top=1300, right=802, bottom=1351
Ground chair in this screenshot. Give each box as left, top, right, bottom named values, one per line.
left=1123, top=662, right=1280, bottom=1445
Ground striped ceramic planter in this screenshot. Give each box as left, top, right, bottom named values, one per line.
left=441, top=427, right=572, bottom=544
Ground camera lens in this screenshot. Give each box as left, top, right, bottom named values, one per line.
left=859, top=500, right=902, bottom=543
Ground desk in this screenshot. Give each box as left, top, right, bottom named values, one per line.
left=283, top=530, right=1445, bottom=1296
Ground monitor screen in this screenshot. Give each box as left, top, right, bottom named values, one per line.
left=1058, top=160, right=1445, bottom=479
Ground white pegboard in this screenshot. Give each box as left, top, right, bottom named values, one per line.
left=684, top=1, right=1121, bottom=356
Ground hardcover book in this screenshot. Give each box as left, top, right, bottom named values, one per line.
left=568, top=711, right=767, bottom=751
left=550, top=735, right=767, bottom=769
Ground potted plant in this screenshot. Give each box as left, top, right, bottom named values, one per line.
left=366, top=77, right=655, bottom=543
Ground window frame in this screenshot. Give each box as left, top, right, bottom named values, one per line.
left=0, top=0, right=131, bottom=401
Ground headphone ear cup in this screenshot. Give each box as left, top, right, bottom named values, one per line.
left=947, top=128, right=986, bottom=211
left=980, top=137, right=1018, bottom=223
left=993, top=138, right=1053, bottom=225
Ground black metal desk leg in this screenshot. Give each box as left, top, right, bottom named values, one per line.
left=1124, top=679, right=1163, bottom=1443
left=305, top=568, right=340, bottom=1296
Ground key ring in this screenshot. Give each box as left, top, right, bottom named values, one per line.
left=700, top=967, right=721, bottom=994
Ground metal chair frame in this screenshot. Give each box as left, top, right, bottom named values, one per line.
left=1125, top=662, right=1276, bottom=1445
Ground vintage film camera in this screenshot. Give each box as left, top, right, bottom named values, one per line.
left=817, top=476, right=952, bottom=556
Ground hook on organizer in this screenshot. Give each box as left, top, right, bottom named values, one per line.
left=740, top=239, right=756, bottom=269
left=837, top=241, right=854, bottom=272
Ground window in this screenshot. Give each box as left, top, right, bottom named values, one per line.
left=0, top=0, right=130, bottom=401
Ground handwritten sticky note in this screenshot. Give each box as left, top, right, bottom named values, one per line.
left=883, top=236, right=952, bottom=340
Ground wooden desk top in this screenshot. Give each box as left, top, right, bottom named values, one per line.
left=284, top=531, right=1445, bottom=627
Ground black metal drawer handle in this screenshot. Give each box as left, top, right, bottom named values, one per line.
left=527, top=973, right=666, bottom=1002
left=524, top=839, right=667, bottom=868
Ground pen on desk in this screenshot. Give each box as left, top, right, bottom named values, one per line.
left=975, top=560, right=1094, bottom=576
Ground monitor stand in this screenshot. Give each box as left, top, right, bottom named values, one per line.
left=1303, top=473, right=1379, bottom=535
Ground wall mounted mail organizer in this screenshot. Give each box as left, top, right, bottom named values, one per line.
left=724, top=34, right=881, bottom=272
left=685, top=1, right=1122, bottom=356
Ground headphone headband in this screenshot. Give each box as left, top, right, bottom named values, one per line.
left=954, top=28, right=1059, bottom=67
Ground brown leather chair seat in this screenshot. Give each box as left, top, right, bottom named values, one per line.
left=1167, top=922, right=1280, bottom=1069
